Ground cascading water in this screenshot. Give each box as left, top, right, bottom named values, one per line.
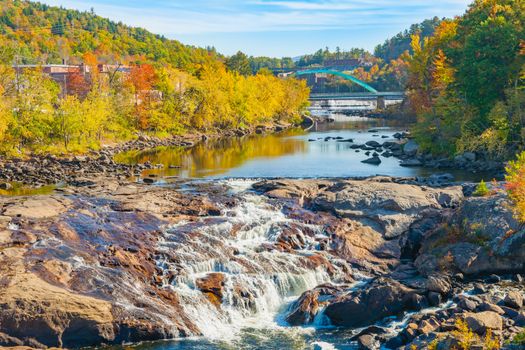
left=153, top=180, right=352, bottom=341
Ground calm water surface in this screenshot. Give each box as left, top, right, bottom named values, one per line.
left=116, top=116, right=494, bottom=182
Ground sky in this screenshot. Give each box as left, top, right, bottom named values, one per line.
left=40, top=0, right=473, bottom=58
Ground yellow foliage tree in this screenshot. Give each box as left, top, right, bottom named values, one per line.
left=0, top=86, right=12, bottom=142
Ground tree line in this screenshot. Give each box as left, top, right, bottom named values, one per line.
left=404, top=0, right=524, bottom=158
left=0, top=0, right=310, bottom=156
left=0, top=53, right=309, bottom=155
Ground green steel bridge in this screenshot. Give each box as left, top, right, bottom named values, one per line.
left=293, top=69, right=379, bottom=94
left=289, top=69, right=405, bottom=102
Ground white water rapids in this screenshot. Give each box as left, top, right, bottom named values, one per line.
left=153, top=180, right=352, bottom=345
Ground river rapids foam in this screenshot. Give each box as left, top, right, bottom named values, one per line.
left=153, top=180, right=351, bottom=341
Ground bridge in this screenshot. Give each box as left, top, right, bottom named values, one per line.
left=287, top=69, right=406, bottom=113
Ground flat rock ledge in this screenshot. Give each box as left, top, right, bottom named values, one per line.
left=0, top=176, right=523, bottom=349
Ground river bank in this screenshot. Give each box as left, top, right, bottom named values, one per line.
left=0, top=176, right=523, bottom=349
left=0, top=117, right=507, bottom=190
left=0, top=122, right=293, bottom=189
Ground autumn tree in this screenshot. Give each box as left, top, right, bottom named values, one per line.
left=127, top=64, right=158, bottom=130
left=11, top=69, right=59, bottom=150
left=0, top=85, right=12, bottom=143
left=506, top=151, right=525, bottom=223
left=55, top=95, right=83, bottom=150
left=66, top=68, right=91, bottom=98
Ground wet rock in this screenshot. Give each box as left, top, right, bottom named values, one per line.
left=351, top=326, right=390, bottom=340
left=286, top=284, right=342, bottom=325
left=465, top=311, right=503, bottom=334
left=324, top=278, right=420, bottom=327
left=285, top=290, right=320, bottom=325
left=504, top=291, right=524, bottom=309
left=365, top=141, right=381, bottom=148
left=403, top=140, right=420, bottom=156
left=361, top=156, right=381, bottom=165
left=196, top=273, right=226, bottom=306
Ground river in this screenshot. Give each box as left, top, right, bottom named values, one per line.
left=104, top=116, right=492, bottom=350
left=115, top=116, right=494, bottom=183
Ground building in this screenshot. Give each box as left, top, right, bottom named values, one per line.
left=13, top=63, right=131, bottom=95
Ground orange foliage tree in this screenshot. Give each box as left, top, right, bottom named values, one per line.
left=128, top=64, right=158, bottom=130
left=66, top=68, right=91, bottom=98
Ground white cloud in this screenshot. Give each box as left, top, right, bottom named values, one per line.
left=41, top=0, right=471, bottom=35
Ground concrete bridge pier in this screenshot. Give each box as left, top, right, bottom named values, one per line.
left=377, top=96, right=386, bottom=110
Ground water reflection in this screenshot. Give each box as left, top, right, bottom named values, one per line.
left=115, top=116, right=496, bottom=182
left=115, top=128, right=308, bottom=178
left=0, top=183, right=57, bottom=196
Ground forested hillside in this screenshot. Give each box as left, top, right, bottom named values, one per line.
left=374, top=17, right=442, bottom=62
left=0, top=0, right=218, bottom=69
left=405, top=0, right=524, bottom=157
left=0, top=1, right=310, bottom=156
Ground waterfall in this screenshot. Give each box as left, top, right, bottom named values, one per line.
left=153, top=180, right=350, bottom=340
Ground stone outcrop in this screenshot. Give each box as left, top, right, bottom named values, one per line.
left=254, top=178, right=463, bottom=274
left=256, top=179, right=524, bottom=349
left=323, top=278, right=421, bottom=327
left=0, top=180, right=230, bottom=347
left=415, top=192, right=525, bottom=276
left=2, top=176, right=524, bottom=349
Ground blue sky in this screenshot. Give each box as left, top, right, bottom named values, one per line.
left=41, top=0, right=472, bottom=57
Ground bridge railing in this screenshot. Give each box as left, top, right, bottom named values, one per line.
left=309, top=92, right=406, bottom=99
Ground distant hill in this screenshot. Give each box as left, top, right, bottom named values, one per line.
left=0, top=0, right=219, bottom=70
left=374, top=17, right=442, bottom=62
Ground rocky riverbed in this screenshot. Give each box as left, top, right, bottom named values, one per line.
left=0, top=176, right=523, bottom=349
left=308, top=129, right=505, bottom=177
left=0, top=122, right=292, bottom=188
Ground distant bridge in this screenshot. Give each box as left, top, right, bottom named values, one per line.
left=293, top=69, right=378, bottom=94
left=309, top=92, right=405, bottom=100
left=308, top=92, right=405, bottom=113
left=281, top=68, right=406, bottom=112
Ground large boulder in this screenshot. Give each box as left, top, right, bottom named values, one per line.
left=0, top=270, right=115, bottom=348
left=403, top=140, right=420, bottom=156
left=362, top=156, right=381, bottom=165
left=504, top=291, right=524, bottom=310
left=323, top=278, right=421, bottom=327
left=286, top=284, right=343, bottom=325
left=415, top=191, right=525, bottom=276
left=465, top=311, right=503, bottom=334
